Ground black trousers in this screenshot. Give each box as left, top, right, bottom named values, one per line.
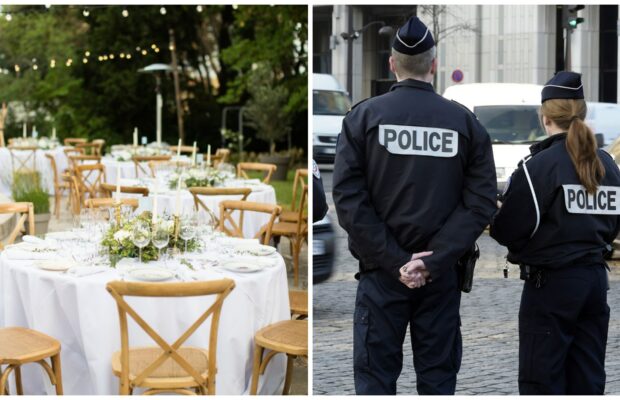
left=519, top=263, right=610, bottom=395
left=353, top=267, right=462, bottom=395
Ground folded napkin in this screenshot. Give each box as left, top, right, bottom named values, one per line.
left=67, top=266, right=108, bottom=277
left=22, top=235, right=59, bottom=250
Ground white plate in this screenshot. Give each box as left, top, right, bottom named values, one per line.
left=129, top=268, right=174, bottom=282
left=242, top=244, right=277, bottom=256
left=36, top=260, right=75, bottom=272
left=219, top=261, right=262, bottom=273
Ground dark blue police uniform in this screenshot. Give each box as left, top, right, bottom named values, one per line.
left=312, top=159, right=328, bottom=223
left=490, top=71, right=620, bottom=395
left=332, top=16, right=497, bottom=395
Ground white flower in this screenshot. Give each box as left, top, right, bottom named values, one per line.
left=113, top=229, right=131, bottom=243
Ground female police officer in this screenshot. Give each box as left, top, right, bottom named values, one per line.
left=490, top=71, right=620, bottom=395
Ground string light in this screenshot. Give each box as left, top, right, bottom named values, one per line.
left=154, top=48, right=160, bottom=53
left=126, top=54, right=132, bottom=59
left=119, top=53, right=125, bottom=58
left=66, top=58, right=73, bottom=67
left=32, top=64, right=38, bottom=70
left=122, top=9, right=129, bottom=18
left=5, top=14, right=12, bottom=22
left=141, top=49, right=147, bottom=55
left=159, top=7, right=166, bottom=15
left=14, top=65, right=20, bottom=72
left=232, top=4, right=238, bottom=10
left=45, top=4, right=51, bottom=8
left=151, top=44, right=157, bottom=50
left=50, top=59, right=56, bottom=68
left=82, top=9, right=89, bottom=17
left=85, top=51, right=91, bottom=57
left=82, top=58, right=88, bottom=64
left=109, top=54, right=115, bottom=59
left=196, top=5, right=203, bottom=12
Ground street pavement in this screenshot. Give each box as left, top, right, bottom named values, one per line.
left=313, top=167, right=620, bottom=395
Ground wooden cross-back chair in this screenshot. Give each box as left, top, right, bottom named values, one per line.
left=8, top=146, right=38, bottom=174
left=0, top=103, right=7, bottom=147
left=45, top=154, right=71, bottom=219
left=85, top=197, right=139, bottom=211
left=188, top=187, right=251, bottom=227
left=208, top=148, right=230, bottom=168
left=132, top=155, right=172, bottom=178
left=68, top=155, right=101, bottom=176
left=280, top=169, right=308, bottom=223
left=92, top=139, right=106, bottom=156
left=75, top=142, right=101, bottom=156
left=106, top=279, right=235, bottom=395
left=236, top=162, right=277, bottom=184
left=74, top=163, right=106, bottom=202
left=218, top=200, right=281, bottom=245
left=148, top=160, right=191, bottom=178
left=0, top=202, right=34, bottom=250
left=100, top=183, right=149, bottom=198
left=64, top=138, right=87, bottom=146
left=170, top=145, right=197, bottom=154
left=271, top=184, right=308, bottom=287
left=67, top=175, right=83, bottom=215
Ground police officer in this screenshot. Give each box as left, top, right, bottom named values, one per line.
left=332, top=16, right=497, bottom=395
left=313, top=159, right=328, bottom=222
left=490, top=71, right=620, bottom=395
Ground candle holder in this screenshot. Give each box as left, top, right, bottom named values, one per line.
left=173, top=214, right=181, bottom=251
left=113, top=200, right=122, bottom=226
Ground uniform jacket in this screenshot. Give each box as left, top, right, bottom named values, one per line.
left=313, top=160, right=328, bottom=223
left=490, top=133, right=620, bottom=268
left=332, top=79, right=497, bottom=279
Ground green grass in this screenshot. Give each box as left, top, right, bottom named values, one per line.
left=247, top=168, right=302, bottom=211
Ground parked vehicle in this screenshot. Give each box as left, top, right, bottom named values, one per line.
left=443, top=83, right=545, bottom=193
left=313, top=214, right=335, bottom=283
left=313, top=73, right=351, bottom=164
left=586, top=102, right=620, bottom=146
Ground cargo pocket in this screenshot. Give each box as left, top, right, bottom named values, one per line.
left=518, top=327, right=551, bottom=384
left=353, top=306, right=370, bottom=370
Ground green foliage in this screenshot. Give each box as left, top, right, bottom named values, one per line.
left=11, top=171, right=50, bottom=214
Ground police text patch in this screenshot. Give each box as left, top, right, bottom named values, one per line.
left=378, top=124, right=458, bottom=157
left=563, top=185, right=620, bottom=215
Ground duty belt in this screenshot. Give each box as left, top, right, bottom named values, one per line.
left=519, top=265, right=547, bottom=289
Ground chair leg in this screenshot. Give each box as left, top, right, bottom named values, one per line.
left=250, top=344, right=264, bottom=395
left=14, top=366, right=22, bottom=395
left=293, top=238, right=301, bottom=287
left=282, top=355, right=295, bottom=395
left=54, top=192, right=61, bottom=219
left=0, top=365, right=14, bottom=396
left=51, top=354, right=63, bottom=395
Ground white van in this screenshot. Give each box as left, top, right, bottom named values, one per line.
left=313, top=73, right=351, bottom=163
left=443, top=83, right=545, bottom=193
left=586, top=102, right=620, bottom=146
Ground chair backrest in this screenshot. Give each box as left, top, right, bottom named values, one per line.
left=189, top=187, right=251, bottom=226
left=68, top=155, right=101, bottom=174
left=75, top=163, right=106, bottom=199
left=64, top=138, right=87, bottom=146
left=75, top=142, right=101, bottom=156
left=92, top=139, right=106, bottom=156
left=294, top=184, right=309, bottom=236
left=8, top=146, right=38, bottom=173
left=132, top=155, right=172, bottom=178
left=0, top=103, right=6, bottom=148
left=100, top=183, right=149, bottom=197
left=106, top=279, right=235, bottom=395
left=85, top=197, right=139, bottom=210
left=0, top=202, right=34, bottom=249
left=218, top=200, right=281, bottom=244
left=170, top=145, right=197, bottom=154
left=210, top=148, right=230, bottom=167
left=45, top=154, right=60, bottom=187
left=291, top=169, right=308, bottom=212
left=148, top=160, right=192, bottom=177
left=236, top=162, right=277, bottom=184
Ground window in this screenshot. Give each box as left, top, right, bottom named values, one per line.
left=313, top=90, right=352, bottom=116
left=474, top=105, right=545, bottom=143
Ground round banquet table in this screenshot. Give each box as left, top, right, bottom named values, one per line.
left=101, top=156, right=192, bottom=185
left=116, top=178, right=277, bottom=239
left=0, top=237, right=290, bottom=395
left=0, top=146, right=69, bottom=196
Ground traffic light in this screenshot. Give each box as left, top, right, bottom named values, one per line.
left=568, top=5, right=585, bottom=29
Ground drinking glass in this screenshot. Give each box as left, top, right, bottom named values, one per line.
left=131, top=220, right=151, bottom=264
left=152, top=222, right=170, bottom=263
left=179, top=215, right=197, bottom=253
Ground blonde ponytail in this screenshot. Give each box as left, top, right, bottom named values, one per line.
left=541, top=99, right=604, bottom=193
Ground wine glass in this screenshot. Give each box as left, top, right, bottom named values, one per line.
left=152, top=222, right=170, bottom=263
left=179, top=215, right=197, bottom=253
left=131, top=220, right=151, bottom=264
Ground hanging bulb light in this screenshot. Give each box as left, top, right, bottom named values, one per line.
left=119, top=53, right=125, bottom=59
left=50, top=59, right=56, bottom=68
left=154, top=47, right=160, bottom=53
left=109, top=54, right=115, bottom=60
left=196, top=5, right=203, bottom=12
left=32, top=64, right=38, bottom=71
left=141, top=49, right=147, bottom=56
left=160, top=7, right=166, bottom=15
left=85, top=51, right=91, bottom=57
left=82, top=58, right=88, bottom=64
left=82, top=9, right=89, bottom=17
left=14, top=65, right=20, bottom=72
left=122, top=9, right=129, bottom=18
left=5, top=14, right=12, bottom=22
left=126, top=54, right=132, bottom=59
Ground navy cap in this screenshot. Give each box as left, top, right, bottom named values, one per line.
left=392, top=16, right=435, bottom=56
left=541, top=71, right=584, bottom=103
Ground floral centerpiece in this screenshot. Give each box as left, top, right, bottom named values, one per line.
left=101, top=211, right=200, bottom=266
left=112, top=145, right=170, bottom=161
left=11, top=137, right=59, bottom=150
left=168, top=167, right=224, bottom=189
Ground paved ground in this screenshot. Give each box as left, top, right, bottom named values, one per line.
left=313, top=166, right=620, bottom=395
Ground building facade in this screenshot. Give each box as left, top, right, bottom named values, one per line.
left=313, top=4, right=618, bottom=104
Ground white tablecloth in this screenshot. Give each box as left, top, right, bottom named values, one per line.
left=0, top=238, right=290, bottom=395
left=0, top=147, right=68, bottom=196
left=101, top=156, right=192, bottom=184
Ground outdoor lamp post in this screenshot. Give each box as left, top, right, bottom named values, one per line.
left=138, top=63, right=172, bottom=147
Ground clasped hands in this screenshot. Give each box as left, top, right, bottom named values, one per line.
left=399, top=251, right=433, bottom=289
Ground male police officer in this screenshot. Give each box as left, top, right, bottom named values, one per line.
left=332, top=16, right=497, bottom=395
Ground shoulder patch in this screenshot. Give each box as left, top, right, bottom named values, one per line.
left=312, top=160, right=320, bottom=179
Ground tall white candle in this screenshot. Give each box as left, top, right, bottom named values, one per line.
left=133, top=128, right=138, bottom=147
left=174, top=169, right=183, bottom=216
left=191, top=141, right=197, bottom=166
left=115, top=167, right=121, bottom=201
left=206, top=144, right=211, bottom=166
left=52, top=126, right=56, bottom=140
left=22, top=123, right=26, bottom=138
left=176, top=138, right=182, bottom=158
left=32, top=125, right=36, bottom=138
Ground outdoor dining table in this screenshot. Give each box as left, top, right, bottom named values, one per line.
left=0, top=146, right=69, bottom=196
left=0, top=232, right=290, bottom=395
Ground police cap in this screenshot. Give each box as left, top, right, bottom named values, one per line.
left=392, top=16, right=435, bottom=56
left=541, top=71, right=584, bottom=103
